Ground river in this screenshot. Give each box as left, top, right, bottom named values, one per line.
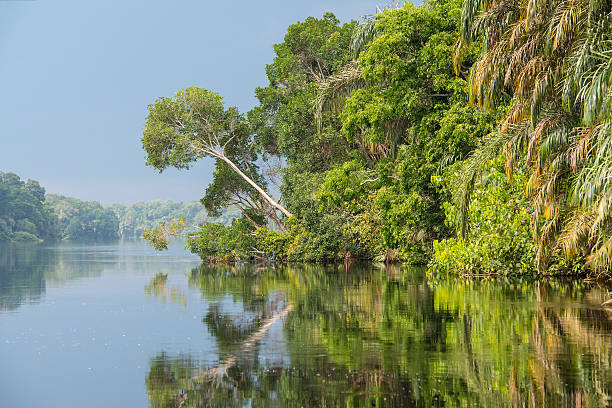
left=0, top=242, right=610, bottom=407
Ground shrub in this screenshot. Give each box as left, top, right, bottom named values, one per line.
left=429, top=158, right=535, bottom=276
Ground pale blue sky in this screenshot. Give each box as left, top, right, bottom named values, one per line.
left=0, top=0, right=383, bottom=203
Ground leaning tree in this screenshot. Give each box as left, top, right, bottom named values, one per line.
left=142, top=87, right=292, bottom=225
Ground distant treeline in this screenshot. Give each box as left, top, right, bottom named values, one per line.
left=46, top=194, right=119, bottom=242
left=108, top=201, right=239, bottom=240
left=0, top=171, right=235, bottom=243
left=0, top=171, right=58, bottom=243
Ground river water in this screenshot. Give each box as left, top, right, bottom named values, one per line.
left=0, top=242, right=610, bottom=407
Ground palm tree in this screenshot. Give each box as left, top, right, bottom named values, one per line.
left=453, top=0, right=612, bottom=274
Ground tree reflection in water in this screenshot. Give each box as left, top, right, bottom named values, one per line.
left=146, top=264, right=611, bottom=407
left=145, top=273, right=186, bottom=306
left=0, top=243, right=111, bottom=312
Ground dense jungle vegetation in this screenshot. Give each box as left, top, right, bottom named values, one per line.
left=142, top=0, right=612, bottom=279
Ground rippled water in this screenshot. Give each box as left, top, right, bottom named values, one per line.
left=0, top=242, right=610, bottom=407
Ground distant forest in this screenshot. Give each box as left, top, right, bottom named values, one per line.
left=109, top=201, right=239, bottom=240
left=0, top=171, right=57, bottom=243
left=0, top=171, right=235, bottom=243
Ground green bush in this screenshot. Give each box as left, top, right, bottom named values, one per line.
left=187, top=218, right=256, bottom=262
left=253, top=227, right=291, bottom=262
left=429, top=158, right=535, bottom=276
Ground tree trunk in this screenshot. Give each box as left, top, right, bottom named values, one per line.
left=217, top=154, right=293, bottom=218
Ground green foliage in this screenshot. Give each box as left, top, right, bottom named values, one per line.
left=0, top=171, right=59, bottom=243
left=285, top=213, right=350, bottom=262
left=139, top=1, right=501, bottom=266
left=143, top=218, right=187, bottom=251
left=110, top=201, right=238, bottom=240
left=280, top=169, right=365, bottom=262
left=187, top=218, right=256, bottom=262
left=142, top=88, right=233, bottom=171
left=46, top=194, right=119, bottom=242
left=341, top=0, right=467, bottom=149
left=25, top=179, right=46, bottom=202
left=143, top=84, right=290, bottom=228
left=136, top=0, right=609, bottom=276
left=315, top=161, right=382, bottom=259
left=319, top=0, right=498, bottom=263
left=12, top=231, right=43, bottom=243
left=317, top=160, right=373, bottom=211
left=252, top=227, right=291, bottom=262
left=430, top=158, right=535, bottom=276
left=250, top=12, right=357, bottom=175
left=454, top=0, right=612, bottom=274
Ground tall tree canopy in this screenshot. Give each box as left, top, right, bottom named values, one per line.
left=143, top=87, right=290, bottom=229
left=140, top=0, right=611, bottom=277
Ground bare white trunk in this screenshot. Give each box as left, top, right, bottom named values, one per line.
left=217, top=154, right=293, bottom=218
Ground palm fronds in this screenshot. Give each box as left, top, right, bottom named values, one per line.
left=351, top=17, right=377, bottom=58
left=314, top=61, right=364, bottom=131
left=455, top=0, right=612, bottom=274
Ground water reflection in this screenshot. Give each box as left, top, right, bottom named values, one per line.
left=0, top=244, right=54, bottom=311
left=145, top=273, right=186, bottom=305
left=2, top=245, right=609, bottom=407
left=147, top=264, right=611, bottom=407
left=0, top=242, right=193, bottom=313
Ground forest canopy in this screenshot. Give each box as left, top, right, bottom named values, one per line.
left=0, top=171, right=58, bottom=243
left=45, top=194, right=120, bottom=242
left=142, top=0, right=611, bottom=279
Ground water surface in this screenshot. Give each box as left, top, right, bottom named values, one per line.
left=0, top=242, right=610, bottom=407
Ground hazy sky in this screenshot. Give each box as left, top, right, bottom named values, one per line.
left=0, top=0, right=382, bottom=204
